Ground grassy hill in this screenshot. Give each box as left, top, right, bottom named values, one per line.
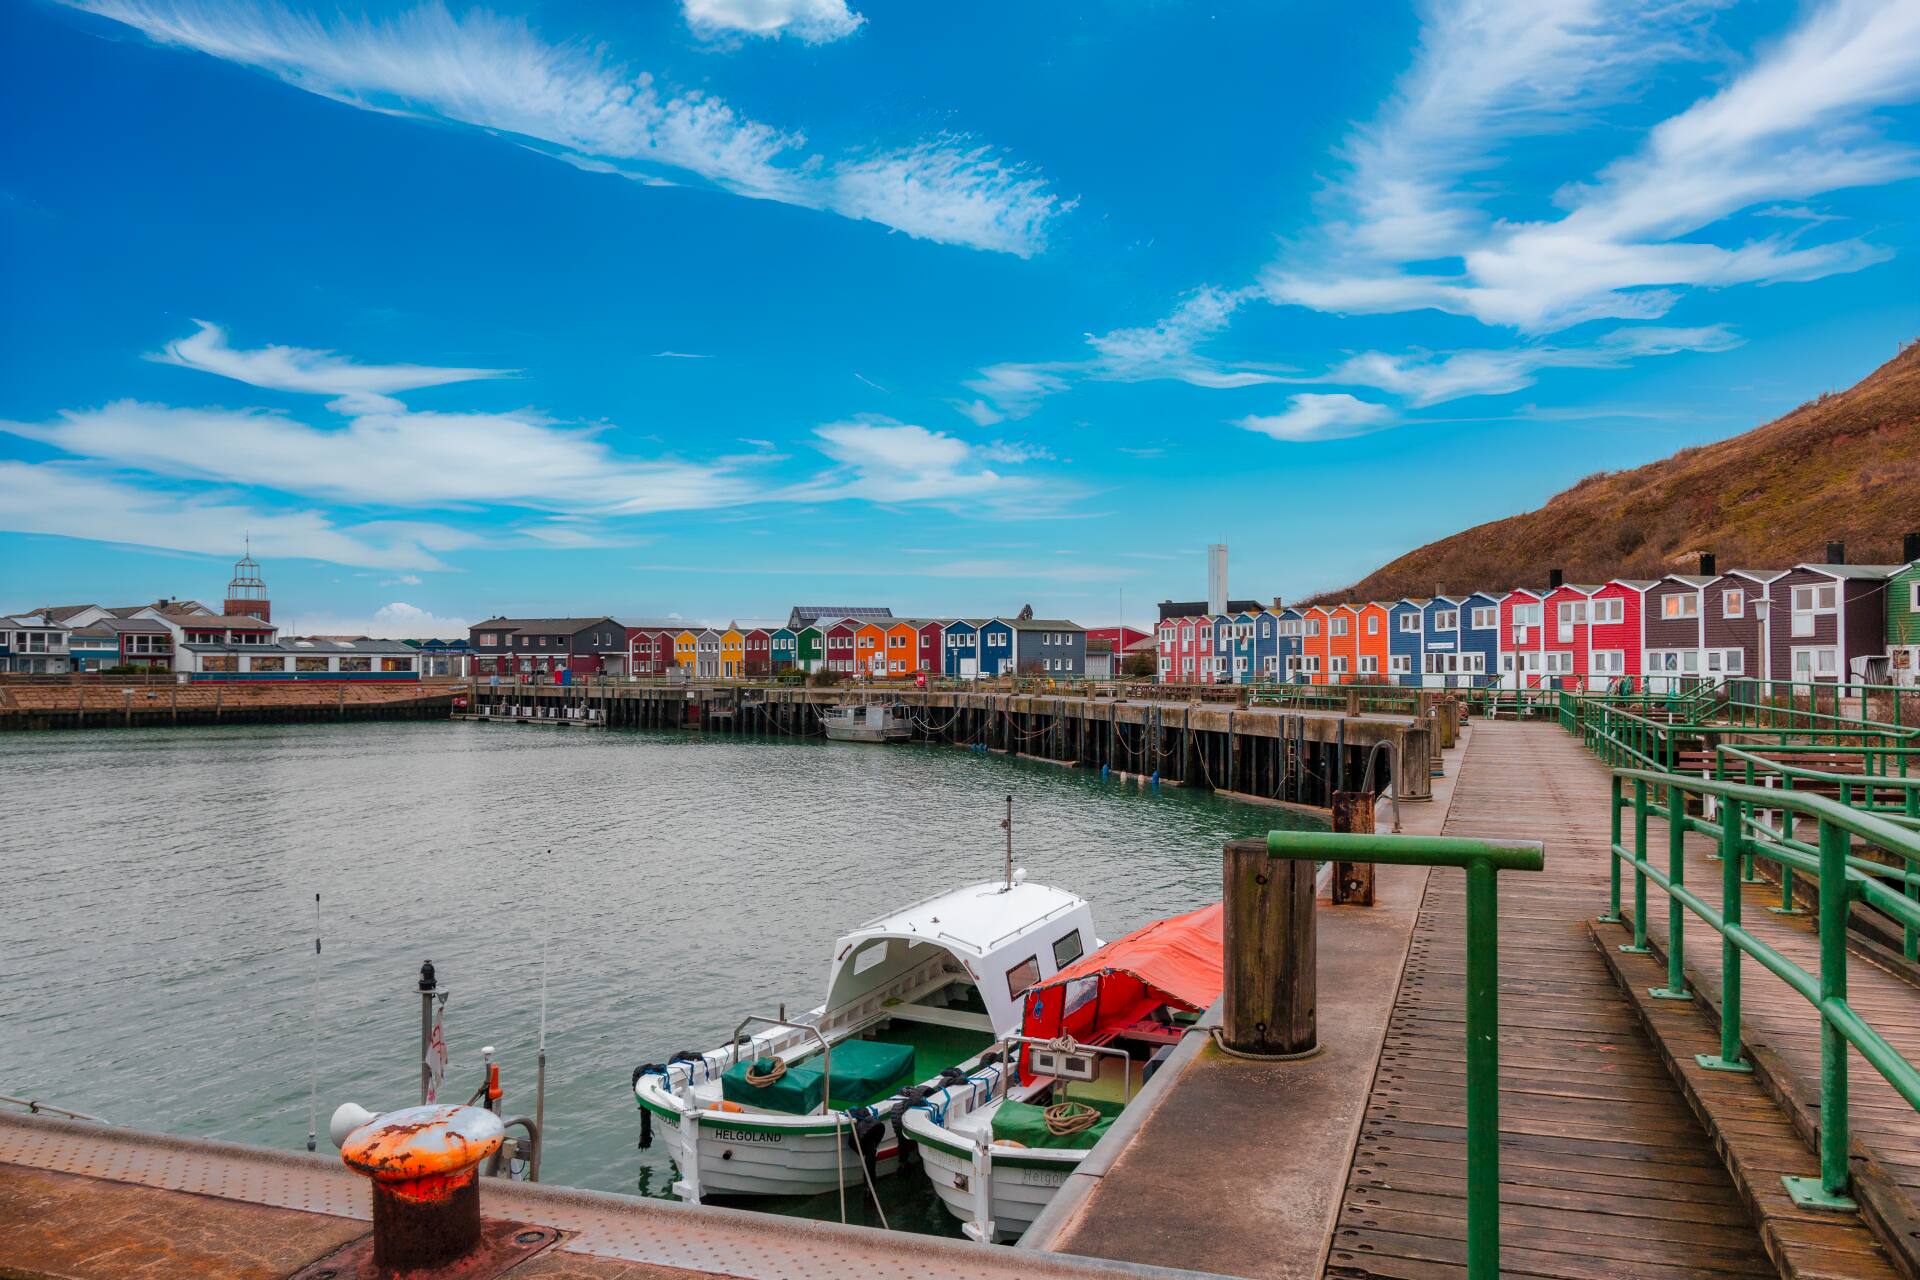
left=1312, top=338, right=1920, bottom=603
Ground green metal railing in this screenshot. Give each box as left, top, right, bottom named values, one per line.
left=1605, top=768, right=1920, bottom=1211
left=1267, top=829, right=1545, bottom=1280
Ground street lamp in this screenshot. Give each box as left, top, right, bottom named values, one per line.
left=1753, top=598, right=1771, bottom=693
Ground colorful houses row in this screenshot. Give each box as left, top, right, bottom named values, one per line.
left=467, top=608, right=1102, bottom=681
left=1157, top=542, right=1920, bottom=690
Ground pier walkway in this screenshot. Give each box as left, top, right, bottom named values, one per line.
left=1033, top=721, right=1785, bottom=1278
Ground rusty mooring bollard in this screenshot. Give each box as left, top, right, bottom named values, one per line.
left=340, top=1104, right=505, bottom=1272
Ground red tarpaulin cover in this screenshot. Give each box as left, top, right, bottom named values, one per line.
left=1020, top=901, right=1223, bottom=1051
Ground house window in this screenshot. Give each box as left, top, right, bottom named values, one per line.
left=1545, top=652, right=1573, bottom=675
left=1331, top=617, right=1349, bottom=637
left=1263, top=655, right=1279, bottom=674
left=1662, top=594, right=1699, bottom=620
left=1307, top=619, right=1320, bottom=636
left=1470, top=606, right=1496, bottom=629
left=1331, top=656, right=1349, bottom=674
left=1432, top=609, right=1460, bottom=631
left=1366, top=615, right=1380, bottom=635
left=1591, top=650, right=1625, bottom=675
left=1233, top=657, right=1248, bottom=673
left=1791, top=646, right=1838, bottom=679
left=202, top=655, right=237, bottom=672
left=1399, top=613, right=1420, bottom=633
left=1790, top=583, right=1838, bottom=637
left=1911, top=582, right=1920, bottom=610
left=1722, top=589, right=1745, bottom=618
left=1590, top=598, right=1623, bottom=625
left=1182, top=658, right=1194, bottom=675
left=1389, top=654, right=1411, bottom=674
left=1359, top=655, right=1378, bottom=674
left=1261, top=620, right=1271, bottom=636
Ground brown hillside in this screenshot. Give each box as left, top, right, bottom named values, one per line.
left=1313, top=338, right=1920, bottom=603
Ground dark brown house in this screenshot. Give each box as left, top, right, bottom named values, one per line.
left=469, top=616, right=623, bottom=678
left=1641, top=575, right=1714, bottom=685
left=1701, top=570, right=1784, bottom=682
left=1764, top=565, right=1900, bottom=685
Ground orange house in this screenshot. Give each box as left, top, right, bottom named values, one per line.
left=854, top=622, right=888, bottom=678
left=1355, top=602, right=1391, bottom=682
left=1302, top=607, right=1332, bottom=684
left=883, top=621, right=920, bottom=675
left=1328, top=605, right=1360, bottom=684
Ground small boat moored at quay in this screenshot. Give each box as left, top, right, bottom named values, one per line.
left=821, top=701, right=912, bottom=743
left=631, top=852, right=1097, bottom=1211
left=901, top=899, right=1222, bottom=1241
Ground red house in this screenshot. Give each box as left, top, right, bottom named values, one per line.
left=825, top=619, right=859, bottom=674
left=626, top=625, right=678, bottom=677
left=917, top=619, right=946, bottom=673
left=1541, top=584, right=1601, bottom=690
left=1499, top=587, right=1548, bottom=687
left=1589, top=581, right=1651, bottom=689
left=744, top=628, right=772, bottom=678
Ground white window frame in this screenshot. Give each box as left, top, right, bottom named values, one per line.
left=1591, top=650, right=1625, bottom=676
left=1359, top=655, right=1379, bottom=674
left=1469, top=606, right=1496, bottom=629
left=1590, top=597, right=1623, bottom=625
left=1331, top=617, right=1349, bottom=637
left=1662, top=593, right=1699, bottom=620
left=1545, top=651, right=1574, bottom=675
left=1366, top=614, right=1380, bottom=635
left=1389, top=654, right=1412, bottom=674
left=1398, top=613, right=1420, bottom=633
left=1330, top=656, right=1349, bottom=674
left=1432, top=609, right=1460, bottom=631
left=1722, top=589, right=1745, bottom=619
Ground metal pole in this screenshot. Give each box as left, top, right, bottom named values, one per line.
left=418, top=961, right=437, bottom=1105
left=1002, top=795, right=1013, bottom=890
left=1651, top=786, right=1690, bottom=998
left=1602, top=775, right=1623, bottom=923
left=1464, top=857, right=1499, bottom=1280
left=1699, top=799, right=1751, bottom=1072
left=1818, top=817, right=1852, bottom=1198
left=1623, top=781, right=1651, bottom=954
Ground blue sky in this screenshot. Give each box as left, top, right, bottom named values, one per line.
left=2, top=0, right=1917, bottom=636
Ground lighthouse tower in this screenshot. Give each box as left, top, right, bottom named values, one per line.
left=225, top=539, right=271, bottom=623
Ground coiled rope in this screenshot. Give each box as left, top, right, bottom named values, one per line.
left=744, top=1057, right=787, bottom=1086
left=1044, top=1099, right=1101, bottom=1137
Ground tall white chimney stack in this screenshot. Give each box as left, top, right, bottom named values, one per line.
left=1207, top=543, right=1228, bottom=616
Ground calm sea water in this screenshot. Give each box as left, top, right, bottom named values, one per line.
left=0, top=720, right=1318, bottom=1233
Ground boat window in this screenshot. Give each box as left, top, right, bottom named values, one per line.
left=1052, top=929, right=1084, bottom=968
left=1062, top=975, right=1099, bottom=1019
left=1006, top=955, right=1041, bottom=1001
left=853, top=941, right=890, bottom=974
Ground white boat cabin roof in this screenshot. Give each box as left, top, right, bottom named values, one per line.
left=840, top=880, right=1084, bottom=960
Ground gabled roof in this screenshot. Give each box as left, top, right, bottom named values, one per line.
left=788, top=605, right=892, bottom=628
left=1794, top=563, right=1904, bottom=580
left=1608, top=579, right=1661, bottom=590
left=1006, top=617, right=1083, bottom=630
left=1423, top=595, right=1463, bottom=606
left=1721, top=568, right=1788, bottom=584
left=473, top=616, right=617, bottom=632
left=1659, top=575, right=1717, bottom=588
left=32, top=604, right=100, bottom=623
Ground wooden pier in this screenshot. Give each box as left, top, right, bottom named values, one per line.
left=463, top=681, right=1445, bottom=804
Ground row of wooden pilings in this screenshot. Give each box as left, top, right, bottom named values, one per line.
left=463, top=682, right=1455, bottom=807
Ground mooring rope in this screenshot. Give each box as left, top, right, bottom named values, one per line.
left=1043, top=1099, right=1101, bottom=1137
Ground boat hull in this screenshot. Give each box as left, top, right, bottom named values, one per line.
left=648, top=1099, right=902, bottom=1197
left=903, top=1111, right=1081, bottom=1243
left=822, top=726, right=910, bottom=743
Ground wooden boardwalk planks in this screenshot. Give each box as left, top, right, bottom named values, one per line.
left=1325, top=721, right=1775, bottom=1279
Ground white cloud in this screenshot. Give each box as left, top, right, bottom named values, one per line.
left=4, top=400, right=758, bottom=514
left=1235, top=394, right=1394, bottom=443
left=68, top=0, right=1065, bottom=255
left=1266, top=0, right=1920, bottom=330
left=683, top=0, right=864, bottom=45
left=0, top=461, right=468, bottom=569
left=292, top=601, right=474, bottom=638
left=382, top=574, right=424, bottom=586
left=1326, top=323, right=1743, bottom=405
left=807, top=418, right=1030, bottom=504
left=155, top=320, right=511, bottom=411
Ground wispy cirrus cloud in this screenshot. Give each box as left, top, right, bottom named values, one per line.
left=0, top=461, right=471, bottom=570
left=155, top=319, right=512, bottom=411
left=1267, top=0, right=1920, bottom=331
left=683, top=0, right=864, bottom=45
left=65, top=0, right=1068, bottom=255
left=1324, top=324, right=1743, bottom=406
left=805, top=418, right=1032, bottom=504
left=1235, top=394, right=1394, bottom=443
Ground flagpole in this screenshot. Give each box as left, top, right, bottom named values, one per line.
left=307, top=893, right=320, bottom=1152
left=535, top=912, right=549, bottom=1180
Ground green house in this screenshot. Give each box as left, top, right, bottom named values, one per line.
left=796, top=625, right=824, bottom=672
left=1890, top=560, right=1920, bottom=686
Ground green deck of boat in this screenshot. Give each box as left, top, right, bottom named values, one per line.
left=865, top=1019, right=995, bottom=1084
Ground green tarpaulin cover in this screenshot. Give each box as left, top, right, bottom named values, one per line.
left=721, top=1058, right=826, bottom=1115
left=820, top=1038, right=916, bottom=1110
left=989, top=1095, right=1125, bottom=1151
left=719, top=1039, right=916, bottom=1115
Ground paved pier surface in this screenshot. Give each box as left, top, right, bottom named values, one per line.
left=1034, top=721, right=1779, bottom=1279
left=0, top=1111, right=1202, bottom=1280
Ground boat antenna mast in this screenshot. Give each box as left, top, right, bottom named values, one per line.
left=1001, top=794, right=1013, bottom=891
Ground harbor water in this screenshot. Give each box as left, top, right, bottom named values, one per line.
left=0, top=720, right=1322, bottom=1233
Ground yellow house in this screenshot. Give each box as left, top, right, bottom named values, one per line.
left=721, top=625, right=746, bottom=678
left=674, top=630, right=697, bottom=669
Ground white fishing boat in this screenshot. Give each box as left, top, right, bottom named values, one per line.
left=901, top=901, right=1222, bottom=1242
left=821, top=701, right=912, bottom=743
left=632, top=818, right=1097, bottom=1206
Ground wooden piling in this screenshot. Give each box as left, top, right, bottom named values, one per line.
left=1222, top=836, right=1317, bottom=1056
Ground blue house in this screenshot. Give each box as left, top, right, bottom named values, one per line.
left=1269, top=608, right=1306, bottom=682
left=1252, top=610, right=1281, bottom=682
left=1388, top=599, right=1426, bottom=686
left=1457, top=592, right=1502, bottom=686
left=1208, top=613, right=1233, bottom=684
left=769, top=627, right=799, bottom=671
left=1420, top=597, right=1464, bottom=687
left=1228, top=611, right=1259, bottom=684
left=942, top=619, right=980, bottom=677
left=977, top=618, right=1016, bottom=676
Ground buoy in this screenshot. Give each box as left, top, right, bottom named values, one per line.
left=709, top=1100, right=745, bottom=1113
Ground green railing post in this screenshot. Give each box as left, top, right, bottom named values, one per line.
left=1464, top=855, right=1500, bottom=1280
left=1783, top=818, right=1859, bottom=1211
left=1772, top=779, right=1805, bottom=916
left=1602, top=774, right=1623, bottom=923
left=1651, top=785, right=1692, bottom=999
left=1623, top=780, right=1651, bottom=954
left=1698, top=797, right=1752, bottom=1073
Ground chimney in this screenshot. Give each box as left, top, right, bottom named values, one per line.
left=1826, top=540, right=1846, bottom=565
left=1547, top=568, right=1564, bottom=590
left=1904, top=531, right=1919, bottom=563
left=1698, top=553, right=1716, bottom=576
left=1271, top=596, right=1285, bottom=610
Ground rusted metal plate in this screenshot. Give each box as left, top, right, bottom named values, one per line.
left=0, top=1162, right=365, bottom=1280
left=286, top=1218, right=560, bottom=1280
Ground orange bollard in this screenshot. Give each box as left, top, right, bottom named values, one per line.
left=339, top=1104, right=505, bottom=1272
